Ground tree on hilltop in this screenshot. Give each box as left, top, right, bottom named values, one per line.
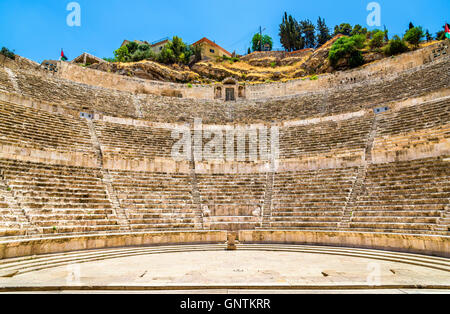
left=404, top=26, right=424, bottom=48
left=252, top=33, right=273, bottom=52
left=279, top=12, right=304, bottom=51
left=369, top=30, right=385, bottom=49
left=316, top=17, right=331, bottom=47
left=383, top=35, right=409, bottom=56
left=328, top=34, right=365, bottom=68
left=333, top=23, right=353, bottom=36
left=351, top=24, right=368, bottom=36
left=300, top=19, right=316, bottom=48
left=425, top=30, right=433, bottom=42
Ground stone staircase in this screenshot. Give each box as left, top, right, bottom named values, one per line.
left=260, top=171, right=274, bottom=229
left=196, top=173, right=266, bottom=231
left=340, top=114, right=379, bottom=227
left=269, top=167, right=358, bottom=230
left=101, top=169, right=131, bottom=231
left=339, top=165, right=367, bottom=228
left=0, top=170, right=35, bottom=236
left=435, top=207, right=450, bottom=232
left=4, top=68, right=20, bottom=93
left=0, top=158, right=121, bottom=235
left=189, top=156, right=204, bottom=229
left=109, top=170, right=201, bottom=231
left=87, top=119, right=130, bottom=231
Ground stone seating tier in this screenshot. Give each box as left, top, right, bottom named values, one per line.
left=93, top=120, right=175, bottom=160
left=347, top=157, right=449, bottom=234
left=0, top=101, right=95, bottom=155
left=2, top=57, right=448, bottom=124
left=0, top=157, right=448, bottom=236
left=108, top=170, right=200, bottom=231
left=196, top=173, right=267, bottom=230
left=377, top=98, right=450, bottom=136
left=270, top=167, right=358, bottom=230
left=0, top=158, right=120, bottom=235
left=0, top=68, right=13, bottom=93
left=280, top=114, right=373, bottom=158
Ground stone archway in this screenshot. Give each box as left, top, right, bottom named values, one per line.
left=213, top=77, right=245, bottom=101
left=214, top=86, right=222, bottom=99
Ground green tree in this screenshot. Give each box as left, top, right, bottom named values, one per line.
left=262, top=35, right=273, bottom=51
left=0, top=47, right=15, bottom=60
left=189, top=44, right=202, bottom=63
left=158, top=45, right=176, bottom=64
left=425, top=30, right=433, bottom=42
left=334, top=23, right=353, bottom=36
left=156, top=36, right=195, bottom=64
left=300, top=19, right=316, bottom=48
left=130, top=44, right=155, bottom=62
left=113, top=45, right=130, bottom=62
left=168, top=36, right=187, bottom=60
left=351, top=24, right=368, bottom=36
left=369, top=30, right=385, bottom=49
left=126, top=41, right=139, bottom=55
left=404, top=26, right=424, bottom=48
left=352, top=34, right=366, bottom=49
left=279, top=12, right=304, bottom=51
left=316, top=17, right=331, bottom=47
left=252, top=34, right=273, bottom=51
left=436, top=30, right=446, bottom=41
left=383, top=35, right=409, bottom=56
left=329, top=35, right=365, bottom=68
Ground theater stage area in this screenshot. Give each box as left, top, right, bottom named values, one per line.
left=0, top=244, right=449, bottom=293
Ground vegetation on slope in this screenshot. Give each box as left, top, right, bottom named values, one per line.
left=106, top=36, right=201, bottom=65
left=0, top=47, right=15, bottom=60
left=90, top=17, right=447, bottom=84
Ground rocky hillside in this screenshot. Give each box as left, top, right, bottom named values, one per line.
left=81, top=35, right=435, bottom=84
left=88, top=60, right=201, bottom=83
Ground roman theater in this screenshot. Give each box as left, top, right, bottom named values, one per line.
left=0, top=42, right=449, bottom=293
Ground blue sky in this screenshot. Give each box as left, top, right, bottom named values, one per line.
left=0, top=0, right=449, bottom=62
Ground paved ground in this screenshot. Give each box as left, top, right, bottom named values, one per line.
left=0, top=244, right=449, bottom=293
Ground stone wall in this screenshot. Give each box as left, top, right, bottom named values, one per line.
left=3, top=49, right=448, bottom=125
left=57, top=62, right=213, bottom=99
left=238, top=230, right=450, bottom=257
left=54, top=41, right=449, bottom=101
left=0, top=230, right=447, bottom=259
left=0, top=87, right=448, bottom=173
left=0, top=231, right=227, bottom=259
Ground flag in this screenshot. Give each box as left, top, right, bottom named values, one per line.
left=445, top=23, right=450, bottom=39
left=60, top=49, right=68, bottom=61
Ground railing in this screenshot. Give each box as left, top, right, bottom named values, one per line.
left=150, top=37, right=170, bottom=46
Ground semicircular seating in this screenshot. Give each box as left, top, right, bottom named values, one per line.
left=0, top=49, right=448, bottom=259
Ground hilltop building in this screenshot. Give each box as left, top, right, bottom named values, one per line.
left=120, top=38, right=170, bottom=55
left=192, top=37, right=232, bottom=60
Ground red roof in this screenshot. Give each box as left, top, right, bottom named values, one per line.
left=151, top=39, right=169, bottom=47
left=192, top=37, right=232, bottom=56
